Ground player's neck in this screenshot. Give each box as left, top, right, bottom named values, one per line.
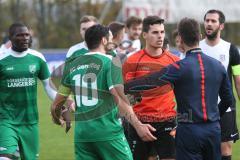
left=12, top=46, right=28, bottom=53
left=145, top=46, right=163, bottom=57
left=90, top=47, right=106, bottom=54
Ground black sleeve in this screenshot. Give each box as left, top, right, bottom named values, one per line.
left=124, top=64, right=180, bottom=94
left=218, top=66, right=234, bottom=116
left=229, top=44, right=240, bottom=66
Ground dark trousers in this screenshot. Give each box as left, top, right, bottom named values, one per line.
left=176, top=121, right=221, bottom=160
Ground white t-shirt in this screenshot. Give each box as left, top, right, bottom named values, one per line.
left=123, top=34, right=141, bottom=56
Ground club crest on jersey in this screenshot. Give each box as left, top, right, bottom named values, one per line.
left=29, top=65, right=36, bottom=73
left=219, top=54, right=225, bottom=62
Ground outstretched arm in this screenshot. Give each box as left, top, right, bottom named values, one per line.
left=124, top=67, right=174, bottom=94
left=110, top=84, right=157, bottom=141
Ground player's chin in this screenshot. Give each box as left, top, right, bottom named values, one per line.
left=153, top=44, right=163, bottom=48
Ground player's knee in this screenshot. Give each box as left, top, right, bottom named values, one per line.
left=221, top=141, right=232, bottom=156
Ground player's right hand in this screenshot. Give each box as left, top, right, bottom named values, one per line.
left=51, top=104, right=64, bottom=126
left=135, top=123, right=157, bottom=141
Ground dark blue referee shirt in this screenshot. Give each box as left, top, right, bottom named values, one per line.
left=125, top=48, right=234, bottom=123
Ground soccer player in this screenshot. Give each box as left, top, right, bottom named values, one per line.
left=125, top=17, right=234, bottom=160
left=51, top=24, right=156, bottom=160
left=172, top=29, right=185, bottom=59
left=122, top=16, right=179, bottom=160
left=199, top=9, right=240, bottom=160
left=123, top=16, right=142, bottom=56
left=108, top=21, right=127, bottom=63
left=0, top=23, right=58, bottom=160
left=65, top=15, right=98, bottom=60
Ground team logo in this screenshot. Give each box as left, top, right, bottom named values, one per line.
left=29, top=65, right=36, bottom=73
left=219, top=54, right=225, bottom=62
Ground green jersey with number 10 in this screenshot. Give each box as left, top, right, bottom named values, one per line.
left=62, top=52, right=124, bottom=142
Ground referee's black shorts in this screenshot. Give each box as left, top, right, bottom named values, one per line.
left=127, top=120, right=176, bottom=160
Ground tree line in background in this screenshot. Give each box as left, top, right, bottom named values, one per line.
left=1, top=0, right=240, bottom=49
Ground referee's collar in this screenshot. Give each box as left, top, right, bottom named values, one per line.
left=186, top=48, right=202, bottom=55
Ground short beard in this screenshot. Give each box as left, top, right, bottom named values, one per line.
left=204, top=28, right=219, bottom=40
left=12, top=45, right=28, bottom=52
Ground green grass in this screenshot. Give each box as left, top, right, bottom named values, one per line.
left=38, top=82, right=74, bottom=160
left=37, top=82, right=240, bottom=160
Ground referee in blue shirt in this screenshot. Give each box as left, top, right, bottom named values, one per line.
left=125, top=18, right=234, bottom=160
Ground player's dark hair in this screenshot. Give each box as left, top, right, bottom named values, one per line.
left=142, top=16, right=164, bottom=33
left=125, top=16, right=142, bottom=28
left=9, top=22, right=27, bottom=38
left=108, top=21, right=125, bottom=39
left=204, top=9, right=225, bottom=24
left=177, top=18, right=201, bottom=47
left=85, top=24, right=110, bottom=50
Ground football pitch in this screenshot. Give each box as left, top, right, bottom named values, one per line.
left=37, top=82, right=240, bottom=160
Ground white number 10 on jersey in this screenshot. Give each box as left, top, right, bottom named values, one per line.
left=73, top=73, right=98, bottom=107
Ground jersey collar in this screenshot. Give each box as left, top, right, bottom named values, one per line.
left=9, top=48, right=29, bottom=57
left=186, top=48, right=202, bottom=55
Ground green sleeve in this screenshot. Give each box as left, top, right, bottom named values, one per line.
left=38, top=59, right=50, bottom=80
left=232, top=65, right=240, bottom=75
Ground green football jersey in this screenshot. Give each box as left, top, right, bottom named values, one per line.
left=62, top=52, right=124, bottom=142
left=65, top=42, right=88, bottom=60
left=0, top=49, right=50, bottom=124
left=65, top=41, right=116, bottom=61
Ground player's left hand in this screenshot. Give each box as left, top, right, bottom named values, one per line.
left=169, top=126, right=177, bottom=138
left=135, top=123, right=157, bottom=142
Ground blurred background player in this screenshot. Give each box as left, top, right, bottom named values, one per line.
left=123, top=16, right=143, bottom=56
left=0, top=22, right=59, bottom=160
left=0, top=34, right=11, bottom=54
left=51, top=24, right=156, bottom=160
left=162, top=37, right=170, bottom=51
left=200, top=9, right=240, bottom=160
left=172, top=29, right=185, bottom=59
left=123, top=16, right=179, bottom=160
left=108, top=21, right=127, bottom=63
left=65, top=15, right=98, bottom=60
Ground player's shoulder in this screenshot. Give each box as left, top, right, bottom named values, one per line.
left=0, top=50, right=11, bottom=61
left=164, top=50, right=180, bottom=62
left=85, top=52, right=113, bottom=61
left=125, top=49, right=144, bottom=62
left=199, top=39, right=206, bottom=46
left=27, top=48, right=46, bottom=62
left=66, top=42, right=87, bottom=58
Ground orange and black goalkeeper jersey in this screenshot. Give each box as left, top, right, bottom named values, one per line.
left=122, top=49, right=179, bottom=122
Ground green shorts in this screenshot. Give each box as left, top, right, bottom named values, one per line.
left=0, top=123, right=39, bottom=160
left=75, top=136, right=133, bottom=160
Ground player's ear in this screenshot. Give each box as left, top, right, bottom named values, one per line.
left=102, top=37, right=107, bottom=45
left=142, top=32, right=147, bottom=39
left=220, top=23, right=224, bottom=31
